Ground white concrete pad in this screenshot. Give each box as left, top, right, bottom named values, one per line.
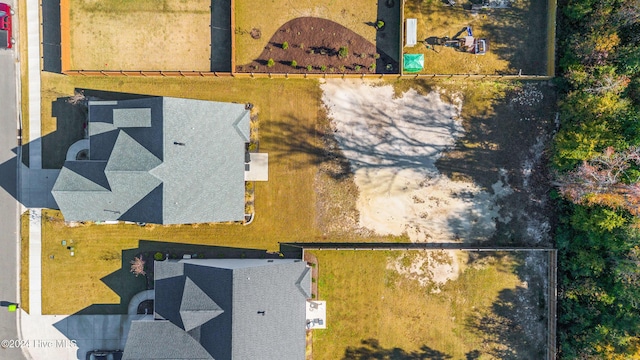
left=305, top=301, right=326, bottom=329
left=244, top=153, right=268, bottom=181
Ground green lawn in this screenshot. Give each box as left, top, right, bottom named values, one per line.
left=312, top=250, right=546, bottom=359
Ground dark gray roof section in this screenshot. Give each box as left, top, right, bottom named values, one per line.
left=129, top=259, right=311, bottom=360
left=123, top=320, right=214, bottom=360
left=52, top=96, right=250, bottom=224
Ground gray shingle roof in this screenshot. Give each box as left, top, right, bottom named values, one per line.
left=125, top=259, right=311, bottom=360
left=52, top=96, right=250, bottom=224
left=123, top=320, right=214, bottom=360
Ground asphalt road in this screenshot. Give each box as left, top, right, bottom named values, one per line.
left=0, top=44, right=27, bottom=359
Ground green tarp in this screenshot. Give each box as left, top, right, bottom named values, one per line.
left=403, top=54, right=424, bottom=73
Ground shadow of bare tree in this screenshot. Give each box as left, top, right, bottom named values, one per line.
left=464, top=252, right=548, bottom=359
left=343, top=339, right=452, bottom=360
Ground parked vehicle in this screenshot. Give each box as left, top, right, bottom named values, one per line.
left=0, top=2, right=14, bottom=49
left=86, top=350, right=123, bottom=360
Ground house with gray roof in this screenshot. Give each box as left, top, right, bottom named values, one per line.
left=52, top=96, right=251, bottom=224
left=123, top=258, right=312, bottom=360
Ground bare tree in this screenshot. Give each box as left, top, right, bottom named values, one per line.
left=130, top=256, right=146, bottom=277
left=556, top=147, right=640, bottom=215
left=67, top=89, right=86, bottom=105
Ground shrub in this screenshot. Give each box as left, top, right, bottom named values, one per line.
left=369, top=63, right=376, bottom=72
left=338, top=46, right=349, bottom=59
left=154, top=252, right=164, bottom=261
left=320, top=65, right=327, bottom=72
left=306, top=65, right=313, bottom=71
left=354, top=65, right=361, bottom=71
left=282, top=41, right=289, bottom=50
left=339, top=65, right=346, bottom=72
left=291, top=60, right=297, bottom=68
left=267, top=58, right=275, bottom=67
left=360, top=53, right=366, bottom=59
left=374, top=53, right=380, bottom=59
left=376, top=20, right=385, bottom=29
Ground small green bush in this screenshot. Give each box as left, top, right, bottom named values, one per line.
left=339, top=65, right=346, bottom=72
left=154, top=252, right=164, bottom=261
left=338, top=46, right=349, bottom=59
left=291, top=60, right=297, bottom=68
left=376, top=20, right=385, bottom=29
left=267, top=58, right=275, bottom=67
left=369, top=63, right=376, bottom=71
left=306, top=65, right=313, bottom=71
left=320, top=65, right=327, bottom=72
left=374, top=53, right=380, bottom=59
left=354, top=65, right=361, bottom=71
left=282, top=41, right=289, bottom=50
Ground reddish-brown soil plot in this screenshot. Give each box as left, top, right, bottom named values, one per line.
left=236, top=17, right=398, bottom=74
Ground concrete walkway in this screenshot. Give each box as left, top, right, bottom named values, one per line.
left=26, top=0, right=41, bottom=170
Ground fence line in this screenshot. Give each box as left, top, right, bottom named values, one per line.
left=59, top=0, right=71, bottom=72
left=280, top=242, right=554, bottom=251
left=548, top=249, right=558, bottom=360
left=230, top=0, right=236, bottom=72
left=547, top=0, right=557, bottom=77
left=62, top=69, right=552, bottom=80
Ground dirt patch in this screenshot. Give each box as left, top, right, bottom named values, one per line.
left=388, top=250, right=465, bottom=292
left=236, top=17, right=397, bottom=74
left=234, top=0, right=378, bottom=65
left=321, top=79, right=516, bottom=244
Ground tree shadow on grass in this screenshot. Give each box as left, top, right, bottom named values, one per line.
left=343, top=339, right=452, bottom=360
left=464, top=252, right=549, bottom=359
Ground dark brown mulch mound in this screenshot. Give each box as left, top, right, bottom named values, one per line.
left=236, top=17, right=398, bottom=74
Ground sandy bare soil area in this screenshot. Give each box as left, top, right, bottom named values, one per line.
left=321, top=80, right=515, bottom=244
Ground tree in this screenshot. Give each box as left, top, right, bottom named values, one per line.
left=291, top=60, right=297, bottom=68
left=267, top=58, right=275, bottom=67
left=556, top=146, right=640, bottom=215
left=282, top=41, right=289, bottom=50
left=130, top=256, right=146, bottom=277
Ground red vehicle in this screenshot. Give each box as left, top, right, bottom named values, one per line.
left=0, top=3, right=14, bottom=49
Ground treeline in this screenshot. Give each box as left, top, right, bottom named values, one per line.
left=554, top=0, right=640, bottom=358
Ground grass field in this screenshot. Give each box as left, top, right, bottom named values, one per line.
left=68, top=0, right=211, bottom=70
left=20, top=212, right=29, bottom=314
left=234, top=0, right=378, bottom=66
left=404, top=0, right=549, bottom=75
left=312, top=250, right=548, bottom=359
left=36, top=74, right=404, bottom=314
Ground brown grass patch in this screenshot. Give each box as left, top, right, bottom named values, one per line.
left=68, top=0, right=211, bottom=70
left=404, top=0, right=548, bottom=75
